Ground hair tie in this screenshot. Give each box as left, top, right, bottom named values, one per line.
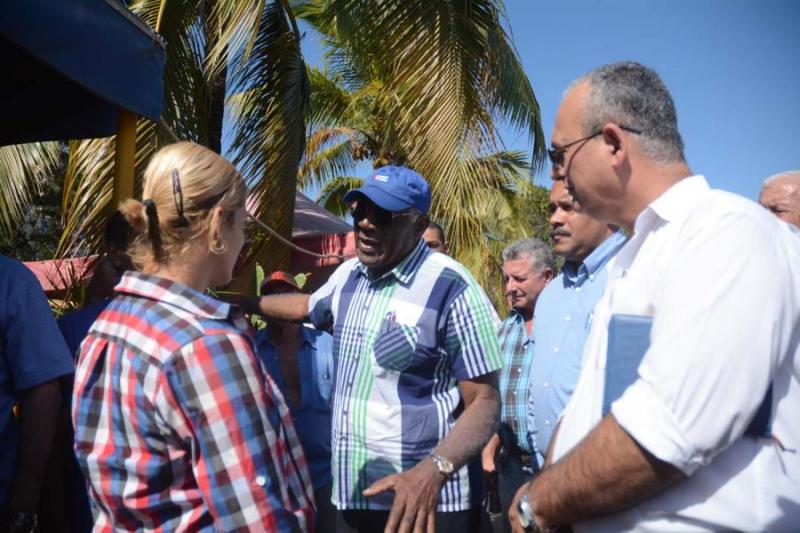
left=143, top=199, right=157, bottom=218
left=142, top=199, right=163, bottom=260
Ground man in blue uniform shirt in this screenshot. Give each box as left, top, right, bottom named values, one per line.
left=526, top=179, right=626, bottom=467
left=0, top=255, right=74, bottom=532
left=253, top=271, right=336, bottom=533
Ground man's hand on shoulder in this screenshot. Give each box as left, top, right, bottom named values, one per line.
left=362, top=456, right=445, bottom=533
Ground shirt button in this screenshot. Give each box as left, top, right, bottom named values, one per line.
left=256, top=475, right=266, bottom=487
left=575, top=287, right=582, bottom=292
left=516, top=367, right=522, bottom=373
left=553, top=347, right=559, bottom=353
left=565, top=316, right=571, bottom=321
left=543, top=382, right=549, bottom=388
left=589, top=275, right=595, bottom=281
left=544, top=420, right=551, bottom=426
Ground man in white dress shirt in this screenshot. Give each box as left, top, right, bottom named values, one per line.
left=509, top=61, right=800, bottom=532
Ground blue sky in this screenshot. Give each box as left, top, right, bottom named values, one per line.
left=298, top=0, right=799, bottom=200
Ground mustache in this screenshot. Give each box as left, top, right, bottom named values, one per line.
left=551, top=228, right=571, bottom=238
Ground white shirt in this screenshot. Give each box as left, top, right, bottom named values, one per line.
left=552, top=176, right=800, bottom=532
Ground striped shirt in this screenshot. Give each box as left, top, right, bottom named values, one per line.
left=72, top=272, right=314, bottom=532
left=497, top=310, right=536, bottom=453
left=308, top=239, right=502, bottom=511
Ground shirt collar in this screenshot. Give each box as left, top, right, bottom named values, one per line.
left=116, top=271, right=231, bottom=320
left=506, top=309, right=534, bottom=340
left=561, top=230, right=628, bottom=287
left=356, top=238, right=430, bottom=284
left=635, top=175, right=709, bottom=232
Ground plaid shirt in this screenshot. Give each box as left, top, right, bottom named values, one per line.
left=308, top=239, right=502, bottom=511
left=72, top=272, right=314, bottom=532
left=498, top=310, right=536, bottom=453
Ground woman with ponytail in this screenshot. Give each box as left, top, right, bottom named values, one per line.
left=72, top=142, right=314, bottom=532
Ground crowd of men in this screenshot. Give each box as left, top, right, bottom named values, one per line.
left=1, top=60, right=799, bottom=532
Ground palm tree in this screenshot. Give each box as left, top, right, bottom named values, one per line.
left=1, top=0, right=551, bottom=310
left=294, top=0, right=549, bottom=308
left=0, top=0, right=309, bottom=283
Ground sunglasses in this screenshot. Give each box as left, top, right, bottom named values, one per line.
left=350, top=200, right=415, bottom=227
left=548, top=125, right=642, bottom=167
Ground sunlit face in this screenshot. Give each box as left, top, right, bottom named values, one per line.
left=759, top=179, right=800, bottom=228
left=502, top=257, right=552, bottom=316
left=550, top=82, right=620, bottom=224
left=351, top=196, right=423, bottom=275
left=211, top=205, right=248, bottom=287
left=422, top=227, right=447, bottom=254
left=549, top=180, right=614, bottom=263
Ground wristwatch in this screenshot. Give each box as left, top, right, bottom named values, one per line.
left=429, top=453, right=455, bottom=479
left=518, top=491, right=539, bottom=532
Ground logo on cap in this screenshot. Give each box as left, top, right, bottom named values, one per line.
left=373, top=175, right=389, bottom=182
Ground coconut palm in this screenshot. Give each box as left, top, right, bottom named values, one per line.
left=294, top=0, right=549, bottom=307
left=0, top=0, right=309, bottom=281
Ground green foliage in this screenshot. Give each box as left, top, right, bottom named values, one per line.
left=0, top=144, right=66, bottom=260
left=294, top=0, right=548, bottom=311
left=2, top=1, right=309, bottom=279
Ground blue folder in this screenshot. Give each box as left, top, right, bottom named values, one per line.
left=603, top=314, right=772, bottom=438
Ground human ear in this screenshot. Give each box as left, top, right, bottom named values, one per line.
left=208, top=206, right=227, bottom=254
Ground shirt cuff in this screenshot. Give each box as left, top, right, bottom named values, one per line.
left=611, top=379, right=703, bottom=475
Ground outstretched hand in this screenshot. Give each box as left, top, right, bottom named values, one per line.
left=362, top=458, right=445, bottom=533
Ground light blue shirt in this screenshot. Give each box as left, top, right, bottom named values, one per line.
left=254, top=325, right=335, bottom=491
left=527, top=231, right=627, bottom=466
left=497, top=310, right=536, bottom=453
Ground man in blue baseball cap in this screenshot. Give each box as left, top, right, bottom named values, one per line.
left=343, top=165, right=432, bottom=275
left=243, top=165, right=502, bottom=532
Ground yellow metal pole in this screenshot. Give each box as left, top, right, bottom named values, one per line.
left=113, top=109, right=137, bottom=209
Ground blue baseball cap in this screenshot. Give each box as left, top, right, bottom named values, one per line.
left=343, top=166, right=431, bottom=214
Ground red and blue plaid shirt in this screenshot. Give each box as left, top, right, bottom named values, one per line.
left=72, top=272, right=314, bottom=532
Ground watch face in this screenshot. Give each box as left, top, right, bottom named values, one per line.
left=432, top=454, right=454, bottom=475
left=518, top=496, right=533, bottom=528
left=439, top=457, right=454, bottom=474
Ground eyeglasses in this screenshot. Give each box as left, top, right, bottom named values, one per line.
left=350, top=200, right=414, bottom=227
left=547, top=126, right=642, bottom=167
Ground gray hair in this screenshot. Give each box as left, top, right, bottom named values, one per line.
left=502, top=238, right=555, bottom=273
left=763, top=170, right=800, bottom=188
left=569, top=61, right=685, bottom=164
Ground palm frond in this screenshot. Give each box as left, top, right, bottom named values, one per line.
left=298, top=127, right=362, bottom=188
left=0, top=142, right=62, bottom=239
left=315, top=176, right=363, bottom=217
left=228, top=0, right=308, bottom=274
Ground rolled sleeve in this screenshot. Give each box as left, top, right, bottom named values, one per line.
left=612, top=379, right=700, bottom=474
left=610, top=212, right=791, bottom=475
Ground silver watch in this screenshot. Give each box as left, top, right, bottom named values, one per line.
left=430, top=453, right=455, bottom=478
left=518, top=491, right=538, bottom=532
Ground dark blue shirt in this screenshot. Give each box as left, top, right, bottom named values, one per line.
left=0, top=255, right=74, bottom=505
left=254, top=325, right=334, bottom=491
left=58, top=299, right=111, bottom=358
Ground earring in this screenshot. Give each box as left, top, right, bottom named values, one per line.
left=210, top=237, right=227, bottom=255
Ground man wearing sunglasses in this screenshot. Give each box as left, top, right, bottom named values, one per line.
left=509, top=61, right=800, bottom=532
left=245, top=166, right=502, bottom=533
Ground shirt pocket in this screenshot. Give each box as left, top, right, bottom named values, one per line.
left=310, top=351, right=334, bottom=410
left=373, top=319, right=420, bottom=373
